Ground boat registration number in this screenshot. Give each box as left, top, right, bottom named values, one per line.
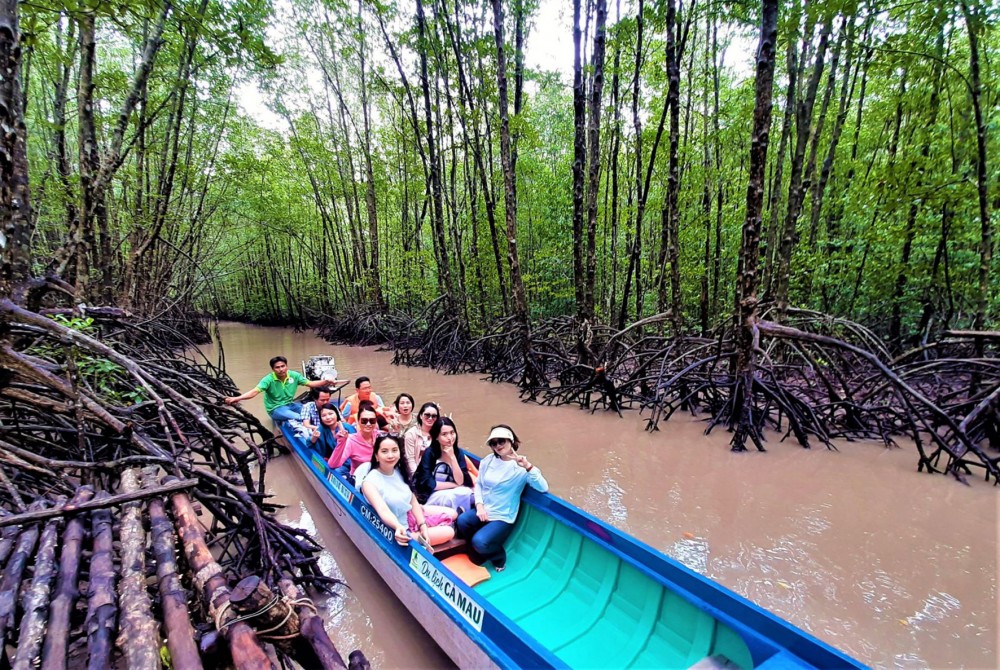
left=410, top=551, right=484, bottom=631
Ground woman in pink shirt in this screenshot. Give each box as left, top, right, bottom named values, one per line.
left=328, top=405, right=379, bottom=478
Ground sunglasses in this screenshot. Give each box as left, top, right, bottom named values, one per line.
left=359, top=417, right=378, bottom=425
left=422, top=413, right=438, bottom=419
left=488, top=438, right=509, bottom=448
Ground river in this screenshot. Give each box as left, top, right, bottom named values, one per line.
left=200, top=322, right=997, bottom=669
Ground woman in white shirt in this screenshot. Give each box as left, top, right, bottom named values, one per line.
left=455, top=425, right=547, bottom=571
left=360, top=434, right=456, bottom=547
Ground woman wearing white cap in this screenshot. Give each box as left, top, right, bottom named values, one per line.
left=455, top=424, right=548, bottom=571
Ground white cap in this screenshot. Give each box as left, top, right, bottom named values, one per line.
left=487, top=426, right=515, bottom=443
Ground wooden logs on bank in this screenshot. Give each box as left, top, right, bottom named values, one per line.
left=0, top=471, right=361, bottom=669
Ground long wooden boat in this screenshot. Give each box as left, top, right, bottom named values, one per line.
left=283, top=425, right=863, bottom=669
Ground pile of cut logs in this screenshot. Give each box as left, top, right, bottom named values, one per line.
left=0, top=468, right=367, bottom=669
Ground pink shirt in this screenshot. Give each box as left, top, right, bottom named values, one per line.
left=329, top=432, right=375, bottom=475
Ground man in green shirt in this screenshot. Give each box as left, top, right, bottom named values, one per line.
left=224, top=356, right=339, bottom=422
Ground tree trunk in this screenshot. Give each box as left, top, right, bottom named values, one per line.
left=571, top=0, right=587, bottom=318
left=358, top=0, right=383, bottom=308
left=582, top=0, right=608, bottom=324
left=13, top=517, right=62, bottom=670
left=773, top=13, right=833, bottom=316
left=607, top=27, right=622, bottom=320
left=889, top=17, right=944, bottom=349
left=700, top=16, right=711, bottom=336
left=961, top=1, right=992, bottom=331
left=807, top=16, right=856, bottom=250
left=75, top=12, right=98, bottom=299
left=492, top=0, right=533, bottom=384
left=0, top=0, right=32, bottom=300
left=416, top=0, right=456, bottom=314
left=731, top=0, right=779, bottom=452
left=762, top=7, right=801, bottom=295
left=656, top=0, right=683, bottom=330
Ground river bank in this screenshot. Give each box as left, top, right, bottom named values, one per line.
left=208, top=321, right=997, bottom=669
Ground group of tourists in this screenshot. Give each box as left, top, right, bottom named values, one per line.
left=225, top=356, right=549, bottom=572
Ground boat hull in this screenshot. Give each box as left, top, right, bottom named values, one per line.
left=294, top=450, right=500, bottom=669
left=283, top=424, right=864, bottom=670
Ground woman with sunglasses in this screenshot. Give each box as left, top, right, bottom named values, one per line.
left=456, top=424, right=547, bottom=572
left=328, top=404, right=380, bottom=479
left=360, top=435, right=456, bottom=548
left=413, top=417, right=475, bottom=513
left=404, top=402, right=440, bottom=476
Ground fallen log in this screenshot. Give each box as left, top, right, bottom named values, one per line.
left=0, top=501, right=44, bottom=660
left=0, top=525, right=17, bottom=569
left=115, top=468, right=160, bottom=669
left=149, top=497, right=202, bottom=670
left=278, top=579, right=348, bottom=670
left=85, top=498, right=118, bottom=670
left=41, top=486, right=95, bottom=670
left=943, top=329, right=1000, bottom=341
left=12, top=514, right=62, bottom=670
left=0, top=478, right=197, bottom=529
left=170, top=487, right=274, bottom=670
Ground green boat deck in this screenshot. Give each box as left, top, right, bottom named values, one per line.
left=472, top=505, right=755, bottom=669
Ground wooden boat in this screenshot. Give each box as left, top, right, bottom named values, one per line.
left=283, top=425, right=863, bottom=669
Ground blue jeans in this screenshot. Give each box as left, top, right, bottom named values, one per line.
left=456, top=509, right=513, bottom=567
left=269, top=402, right=303, bottom=423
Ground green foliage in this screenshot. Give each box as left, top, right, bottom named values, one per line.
left=26, top=316, right=147, bottom=405
left=17, top=0, right=997, bottom=340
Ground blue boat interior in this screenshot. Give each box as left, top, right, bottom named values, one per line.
left=470, top=503, right=756, bottom=669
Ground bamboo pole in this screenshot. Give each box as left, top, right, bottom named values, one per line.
left=148, top=497, right=202, bottom=670
left=116, top=468, right=161, bottom=669
left=42, top=486, right=95, bottom=670
left=170, top=487, right=274, bottom=670
left=85, top=497, right=118, bottom=670
left=278, top=579, right=348, bottom=670
left=12, top=514, right=62, bottom=670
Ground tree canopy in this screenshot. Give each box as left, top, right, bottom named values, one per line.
left=4, top=0, right=996, bottom=344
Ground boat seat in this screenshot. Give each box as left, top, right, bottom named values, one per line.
left=432, top=538, right=467, bottom=560
left=440, top=554, right=491, bottom=588
left=552, top=561, right=663, bottom=668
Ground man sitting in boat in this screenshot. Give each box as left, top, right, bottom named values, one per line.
left=340, top=376, right=386, bottom=425
left=456, top=424, right=547, bottom=572
left=224, top=356, right=334, bottom=422
left=294, top=388, right=330, bottom=438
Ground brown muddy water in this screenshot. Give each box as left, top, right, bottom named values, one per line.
left=200, top=322, right=997, bottom=669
